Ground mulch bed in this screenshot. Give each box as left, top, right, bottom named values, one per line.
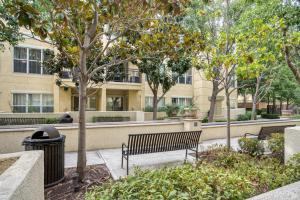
left=0, top=157, right=18, bottom=175
left=45, top=164, right=111, bottom=200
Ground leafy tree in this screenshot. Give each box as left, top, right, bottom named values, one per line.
left=183, top=0, right=225, bottom=122
left=7, top=0, right=185, bottom=181
left=236, top=18, right=279, bottom=119
left=0, top=0, right=41, bottom=49
left=133, top=22, right=199, bottom=120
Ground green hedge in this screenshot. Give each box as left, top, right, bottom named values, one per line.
left=237, top=112, right=252, bottom=121
left=86, top=148, right=300, bottom=200
left=92, top=116, right=130, bottom=122
left=261, top=113, right=280, bottom=119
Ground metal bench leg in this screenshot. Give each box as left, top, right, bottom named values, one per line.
left=126, top=155, right=129, bottom=175
left=121, top=154, right=124, bottom=168
left=196, top=145, right=199, bottom=161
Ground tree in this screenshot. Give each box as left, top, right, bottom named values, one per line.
left=133, top=21, right=199, bottom=120
left=236, top=18, right=279, bottom=120
left=0, top=0, right=42, bottom=49
left=184, top=0, right=253, bottom=122
left=7, top=0, right=185, bottom=182
left=183, top=0, right=225, bottom=122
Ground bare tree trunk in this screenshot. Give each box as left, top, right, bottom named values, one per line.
left=272, top=92, right=276, bottom=114
left=267, top=94, right=270, bottom=114
left=77, top=50, right=87, bottom=182
left=279, top=97, right=283, bottom=115
left=251, top=77, right=261, bottom=120
left=225, top=88, right=231, bottom=150
left=208, top=80, right=219, bottom=122
left=152, top=91, right=158, bottom=120
left=286, top=97, right=289, bottom=109
left=243, top=91, right=247, bottom=108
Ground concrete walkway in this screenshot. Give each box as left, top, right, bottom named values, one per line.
left=65, top=137, right=241, bottom=180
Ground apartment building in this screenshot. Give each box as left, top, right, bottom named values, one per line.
left=0, top=37, right=238, bottom=118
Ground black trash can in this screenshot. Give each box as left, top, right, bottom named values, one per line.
left=58, top=113, right=73, bottom=123
left=22, top=125, right=65, bottom=188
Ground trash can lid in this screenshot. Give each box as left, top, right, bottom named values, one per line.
left=31, top=125, right=60, bottom=139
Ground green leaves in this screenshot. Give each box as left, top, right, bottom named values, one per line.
left=86, top=148, right=300, bottom=200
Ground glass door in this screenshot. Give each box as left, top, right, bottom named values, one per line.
left=106, top=96, right=124, bottom=111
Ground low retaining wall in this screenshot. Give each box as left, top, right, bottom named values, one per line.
left=0, top=119, right=299, bottom=154
left=0, top=111, right=140, bottom=123
left=285, top=126, right=300, bottom=163
left=248, top=181, right=300, bottom=200
left=0, top=151, right=44, bottom=200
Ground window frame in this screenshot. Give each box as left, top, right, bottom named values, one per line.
left=145, top=96, right=165, bottom=108
left=174, top=68, right=193, bottom=85
left=171, top=96, right=193, bottom=107
left=12, top=93, right=54, bottom=113
left=13, top=46, right=52, bottom=76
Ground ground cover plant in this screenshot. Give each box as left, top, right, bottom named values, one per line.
left=86, top=146, right=300, bottom=200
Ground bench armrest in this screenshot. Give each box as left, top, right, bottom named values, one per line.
left=244, top=133, right=258, bottom=138
left=122, top=143, right=128, bottom=150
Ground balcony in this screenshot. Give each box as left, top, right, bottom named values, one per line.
left=60, top=69, right=141, bottom=84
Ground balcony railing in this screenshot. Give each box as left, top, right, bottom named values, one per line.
left=60, top=68, right=141, bottom=83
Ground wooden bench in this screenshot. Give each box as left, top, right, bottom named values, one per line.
left=121, top=131, right=202, bottom=175
left=0, top=118, right=46, bottom=125
left=244, top=125, right=296, bottom=140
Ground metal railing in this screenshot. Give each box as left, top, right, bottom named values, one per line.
left=60, top=68, right=141, bottom=83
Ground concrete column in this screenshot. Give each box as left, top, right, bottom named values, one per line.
left=285, top=126, right=300, bottom=163
left=53, top=85, right=60, bottom=112
left=135, top=111, right=145, bottom=121
left=100, top=87, right=107, bottom=111
left=183, top=118, right=202, bottom=132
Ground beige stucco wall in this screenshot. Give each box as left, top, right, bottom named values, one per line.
left=0, top=151, right=44, bottom=200
left=0, top=119, right=299, bottom=154
left=0, top=38, right=237, bottom=115
left=0, top=39, right=55, bottom=113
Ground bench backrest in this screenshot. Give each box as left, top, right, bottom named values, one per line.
left=0, top=118, right=46, bottom=125
left=127, top=131, right=202, bottom=155
left=258, top=125, right=295, bottom=140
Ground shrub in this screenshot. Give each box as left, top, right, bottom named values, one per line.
left=165, top=104, right=179, bottom=117
left=201, top=117, right=208, bottom=123
left=144, top=106, right=166, bottom=112
left=237, top=112, right=252, bottom=121
left=92, top=116, right=130, bottom=122
left=45, top=118, right=59, bottom=124
left=268, top=133, right=284, bottom=162
left=256, top=109, right=262, bottom=115
left=86, top=148, right=300, bottom=200
left=238, top=137, right=264, bottom=156
left=261, top=113, right=280, bottom=119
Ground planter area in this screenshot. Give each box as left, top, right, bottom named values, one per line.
left=86, top=147, right=300, bottom=200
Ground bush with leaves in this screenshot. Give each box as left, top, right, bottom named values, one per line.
left=165, top=104, right=179, bottom=117
left=238, top=137, right=264, bottom=156
left=45, top=118, right=59, bottom=124
left=237, top=112, right=252, bottom=121
left=268, top=133, right=284, bottom=162
left=86, top=147, right=300, bottom=200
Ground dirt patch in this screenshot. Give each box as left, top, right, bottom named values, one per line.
left=45, top=164, right=111, bottom=200
left=0, top=157, right=18, bottom=175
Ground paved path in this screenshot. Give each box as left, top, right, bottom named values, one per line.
left=64, top=137, right=241, bottom=179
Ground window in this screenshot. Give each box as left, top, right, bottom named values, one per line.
left=12, top=94, right=26, bottom=113
left=174, top=68, right=192, bottom=84
left=13, top=47, right=52, bottom=75
left=172, top=97, right=192, bottom=107
left=12, top=93, right=54, bottom=113
left=87, top=96, right=97, bottom=111
left=145, top=96, right=165, bottom=108
left=106, top=96, right=124, bottom=111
